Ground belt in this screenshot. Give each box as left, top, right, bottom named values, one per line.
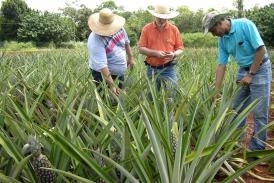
left=144, top=60, right=176, bottom=69
left=242, top=57, right=269, bottom=71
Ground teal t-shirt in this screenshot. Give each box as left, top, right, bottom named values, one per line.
left=218, top=18, right=268, bottom=67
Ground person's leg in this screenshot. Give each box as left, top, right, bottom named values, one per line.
left=160, top=66, right=179, bottom=155
left=158, top=65, right=178, bottom=99
left=248, top=60, right=272, bottom=150
left=111, top=74, right=125, bottom=89
left=159, top=65, right=178, bottom=84
left=147, top=66, right=161, bottom=90
left=232, top=86, right=250, bottom=128
left=249, top=83, right=271, bottom=150
left=90, top=69, right=103, bottom=87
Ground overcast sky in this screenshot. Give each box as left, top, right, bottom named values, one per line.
left=1, top=0, right=273, bottom=12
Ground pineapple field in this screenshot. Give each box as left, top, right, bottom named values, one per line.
left=0, top=47, right=274, bottom=183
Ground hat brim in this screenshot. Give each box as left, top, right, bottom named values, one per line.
left=88, top=13, right=125, bottom=36
left=148, top=9, right=179, bottom=19
left=203, top=27, right=209, bottom=35
left=203, top=13, right=228, bottom=35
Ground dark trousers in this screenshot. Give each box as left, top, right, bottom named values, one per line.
left=90, top=69, right=124, bottom=89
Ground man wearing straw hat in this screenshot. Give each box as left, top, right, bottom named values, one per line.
left=202, top=11, right=272, bottom=151
left=87, top=8, right=134, bottom=96
left=138, top=4, right=183, bottom=92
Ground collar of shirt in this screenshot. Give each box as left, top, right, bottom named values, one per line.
left=153, top=21, right=170, bottom=30
left=224, top=19, right=235, bottom=37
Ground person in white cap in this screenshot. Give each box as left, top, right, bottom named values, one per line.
left=87, top=8, right=134, bottom=96
left=138, top=4, right=183, bottom=92
left=202, top=11, right=272, bottom=151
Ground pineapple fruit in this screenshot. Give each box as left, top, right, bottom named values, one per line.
left=22, top=136, right=56, bottom=183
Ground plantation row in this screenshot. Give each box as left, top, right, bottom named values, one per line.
left=0, top=47, right=273, bottom=182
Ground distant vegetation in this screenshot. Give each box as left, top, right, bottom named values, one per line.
left=0, top=0, right=273, bottom=48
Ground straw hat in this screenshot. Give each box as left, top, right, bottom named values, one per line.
left=148, top=4, right=179, bottom=19
left=88, top=8, right=125, bottom=36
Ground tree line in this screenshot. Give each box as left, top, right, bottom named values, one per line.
left=0, top=0, right=273, bottom=47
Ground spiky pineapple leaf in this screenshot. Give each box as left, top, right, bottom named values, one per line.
left=140, top=104, right=169, bottom=183
left=35, top=125, right=115, bottom=183
left=41, top=168, right=95, bottom=183
left=0, top=173, right=21, bottom=183
left=0, top=131, right=37, bottom=182
left=11, top=154, right=32, bottom=178
left=92, top=150, right=139, bottom=183
left=222, top=151, right=274, bottom=183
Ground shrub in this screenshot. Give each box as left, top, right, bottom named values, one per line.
left=182, top=32, right=218, bottom=48
left=0, top=41, right=37, bottom=51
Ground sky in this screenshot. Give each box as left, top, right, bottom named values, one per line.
left=1, top=0, right=273, bottom=12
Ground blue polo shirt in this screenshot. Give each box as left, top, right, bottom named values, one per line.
left=218, top=18, right=268, bottom=67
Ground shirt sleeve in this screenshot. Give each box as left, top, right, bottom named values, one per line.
left=244, top=19, right=264, bottom=49
left=174, top=26, right=183, bottom=50
left=88, top=34, right=108, bottom=71
left=122, top=27, right=130, bottom=45
left=138, top=25, right=148, bottom=48
left=218, top=39, right=229, bottom=65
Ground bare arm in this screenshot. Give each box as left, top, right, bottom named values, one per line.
left=215, top=64, right=227, bottom=92
left=213, top=64, right=226, bottom=101
left=139, top=47, right=165, bottom=57
left=139, top=47, right=183, bottom=61
left=173, top=49, right=183, bottom=59
left=100, top=67, right=114, bottom=86
left=240, top=45, right=266, bottom=85
left=100, top=67, right=121, bottom=95
left=249, top=45, right=266, bottom=74
left=125, top=44, right=134, bottom=69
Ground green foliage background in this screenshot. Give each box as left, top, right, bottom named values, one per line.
left=17, top=11, right=76, bottom=46
left=245, top=3, right=274, bottom=47
left=0, top=0, right=30, bottom=40
left=0, top=0, right=273, bottom=47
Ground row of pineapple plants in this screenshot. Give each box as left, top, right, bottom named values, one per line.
left=0, top=47, right=274, bottom=183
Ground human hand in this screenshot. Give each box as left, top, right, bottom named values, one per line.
left=155, top=51, right=168, bottom=58
left=164, top=51, right=175, bottom=61
left=212, top=84, right=222, bottom=103
left=213, top=92, right=222, bottom=103
left=237, top=75, right=252, bottom=87
left=111, top=86, right=123, bottom=96
left=127, top=61, right=135, bottom=70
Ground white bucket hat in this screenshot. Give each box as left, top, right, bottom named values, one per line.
left=148, top=4, right=179, bottom=19
left=88, top=8, right=125, bottom=36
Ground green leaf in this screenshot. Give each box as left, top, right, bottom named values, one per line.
left=0, top=173, right=21, bottom=183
